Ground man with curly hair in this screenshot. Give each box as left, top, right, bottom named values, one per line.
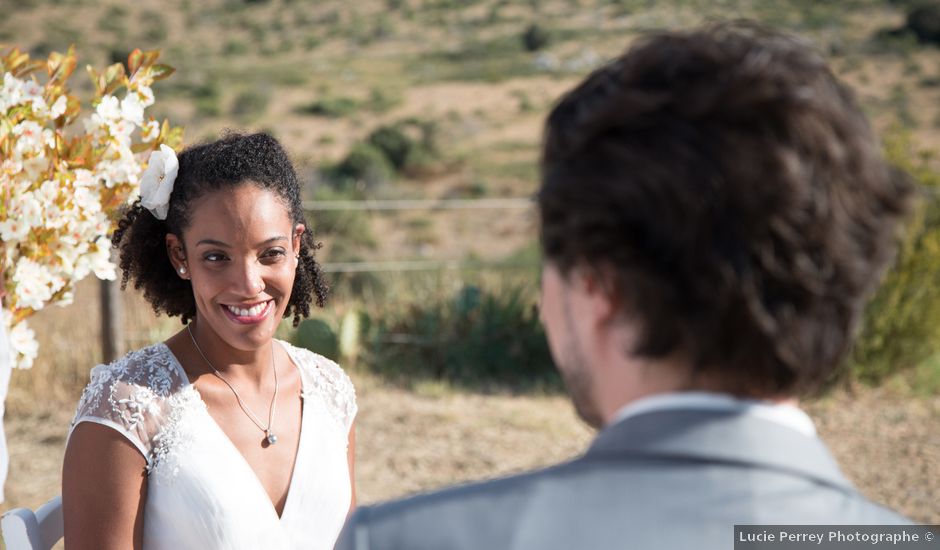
left=337, top=21, right=914, bottom=549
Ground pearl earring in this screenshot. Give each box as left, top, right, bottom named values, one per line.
left=179, top=266, right=187, bottom=275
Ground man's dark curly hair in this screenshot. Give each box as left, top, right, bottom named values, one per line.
left=112, top=132, right=328, bottom=326
left=538, top=22, right=915, bottom=397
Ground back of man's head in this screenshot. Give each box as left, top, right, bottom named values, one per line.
left=538, top=22, right=914, bottom=398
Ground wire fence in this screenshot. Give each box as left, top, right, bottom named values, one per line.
left=306, top=198, right=538, bottom=273
left=302, top=198, right=533, bottom=212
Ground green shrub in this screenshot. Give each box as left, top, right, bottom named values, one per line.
left=97, top=6, right=127, bottom=35
left=299, top=96, right=360, bottom=118
left=193, top=81, right=222, bottom=117
left=365, top=119, right=444, bottom=177
left=906, top=3, right=940, bottom=45
left=367, top=86, right=402, bottom=113
left=522, top=23, right=551, bottom=52
left=143, top=11, right=168, bottom=42
left=331, top=142, right=395, bottom=192
left=224, top=39, right=249, bottom=55
left=849, top=129, right=940, bottom=384
left=367, top=125, right=413, bottom=170
left=365, top=285, right=558, bottom=391
left=230, top=86, right=271, bottom=120
left=293, top=318, right=339, bottom=360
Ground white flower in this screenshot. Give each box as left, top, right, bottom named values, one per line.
left=98, top=154, right=140, bottom=188
left=139, top=144, right=178, bottom=220
left=0, top=192, right=43, bottom=242
left=19, top=193, right=43, bottom=229
left=22, top=79, right=43, bottom=102
left=141, top=119, right=160, bottom=142
left=0, top=217, right=29, bottom=243
left=13, top=120, right=44, bottom=150
left=73, top=186, right=101, bottom=212
left=120, top=93, right=144, bottom=126
left=21, top=156, right=47, bottom=181
left=90, top=237, right=117, bottom=281
left=1, top=73, right=24, bottom=110
left=96, top=95, right=121, bottom=121
left=8, top=318, right=38, bottom=370
left=12, top=258, right=54, bottom=311
left=83, top=113, right=107, bottom=139
left=2, top=159, right=23, bottom=176
left=137, top=85, right=155, bottom=107
left=107, top=118, right=134, bottom=148
left=72, top=168, right=95, bottom=187
left=50, top=95, right=68, bottom=119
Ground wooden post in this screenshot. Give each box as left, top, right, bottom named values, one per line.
left=100, top=278, right=123, bottom=363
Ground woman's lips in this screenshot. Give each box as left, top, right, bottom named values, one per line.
left=221, top=300, right=274, bottom=324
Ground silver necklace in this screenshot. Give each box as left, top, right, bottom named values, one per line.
left=187, top=323, right=279, bottom=446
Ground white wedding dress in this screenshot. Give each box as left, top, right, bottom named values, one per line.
left=68, top=340, right=357, bottom=550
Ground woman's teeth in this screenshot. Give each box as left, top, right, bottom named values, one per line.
left=227, top=302, right=267, bottom=317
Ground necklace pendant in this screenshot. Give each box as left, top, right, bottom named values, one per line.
left=266, top=432, right=278, bottom=445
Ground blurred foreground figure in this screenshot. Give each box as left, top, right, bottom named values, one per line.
left=0, top=274, right=9, bottom=503
left=337, top=21, right=914, bottom=550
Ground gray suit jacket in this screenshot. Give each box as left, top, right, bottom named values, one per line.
left=336, top=409, right=909, bottom=550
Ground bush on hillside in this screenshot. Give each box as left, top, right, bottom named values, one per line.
left=522, top=23, right=551, bottom=52
left=330, top=142, right=395, bottom=192
left=906, top=3, right=940, bottom=45
left=366, top=118, right=444, bottom=177
left=229, top=86, right=271, bottom=120
left=849, top=129, right=940, bottom=383
left=365, top=285, right=558, bottom=391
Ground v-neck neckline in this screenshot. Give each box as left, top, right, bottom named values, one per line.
left=160, top=340, right=307, bottom=522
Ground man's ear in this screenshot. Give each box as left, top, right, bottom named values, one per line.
left=165, top=233, right=189, bottom=279
left=578, top=266, right=622, bottom=326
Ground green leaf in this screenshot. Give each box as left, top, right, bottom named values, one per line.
left=127, top=48, right=143, bottom=74
left=150, top=64, right=175, bottom=81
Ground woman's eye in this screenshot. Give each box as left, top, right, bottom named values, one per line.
left=262, top=249, right=287, bottom=261
left=204, top=253, right=227, bottom=262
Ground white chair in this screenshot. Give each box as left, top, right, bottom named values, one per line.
left=1, top=495, right=64, bottom=550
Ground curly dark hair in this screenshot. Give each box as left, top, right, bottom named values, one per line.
left=538, top=22, right=915, bottom=397
left=112, top=132, right=328, bottom=326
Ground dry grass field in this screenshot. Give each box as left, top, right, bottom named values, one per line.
left=2, top=0, right=940, bottom=538
left=5, top=372, right=939, bottom=526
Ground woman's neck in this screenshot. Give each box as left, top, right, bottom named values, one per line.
left=186, top=319, right=275, bottom=387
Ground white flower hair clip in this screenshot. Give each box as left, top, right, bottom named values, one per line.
left=139, top=144, right=179, bottom=220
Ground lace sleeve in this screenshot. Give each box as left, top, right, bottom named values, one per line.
left=315, top=356, right=358, bottom=433
left=287, top=343, right=358, bottom=434
left=68, top=345, right=183, bottom=467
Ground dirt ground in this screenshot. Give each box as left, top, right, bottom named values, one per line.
left=3, top=373, right=937, bottom=528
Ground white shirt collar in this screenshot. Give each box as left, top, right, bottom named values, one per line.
left=609, top=391, right=817, bottom=438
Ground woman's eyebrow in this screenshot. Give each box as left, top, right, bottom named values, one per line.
left=195, top=236, right=287, bottom=247
left=196, top=238, right=230, bottom=247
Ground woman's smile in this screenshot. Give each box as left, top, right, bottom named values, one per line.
left=221, top=299, right=275, bottom=324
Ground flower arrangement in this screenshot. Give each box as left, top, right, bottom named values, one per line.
left=0, top=46, right=183, bottom=369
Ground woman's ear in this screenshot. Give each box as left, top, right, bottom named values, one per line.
left=165, top=233, right=189, bottom=279
left=293, top=224, right=306, bottom=258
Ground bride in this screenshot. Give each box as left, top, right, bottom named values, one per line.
left=62, top=132, right=357, bottom=550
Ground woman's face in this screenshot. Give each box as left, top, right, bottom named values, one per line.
left=167, top=183, right=304, bottom=351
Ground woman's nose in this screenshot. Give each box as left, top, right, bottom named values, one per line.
left=234, top=262, right=265, bottom=296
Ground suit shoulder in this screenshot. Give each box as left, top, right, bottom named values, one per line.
left=339, top=459, right=587, bottom=550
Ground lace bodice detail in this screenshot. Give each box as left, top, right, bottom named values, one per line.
left=69, top=341, right=357, bottom=470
